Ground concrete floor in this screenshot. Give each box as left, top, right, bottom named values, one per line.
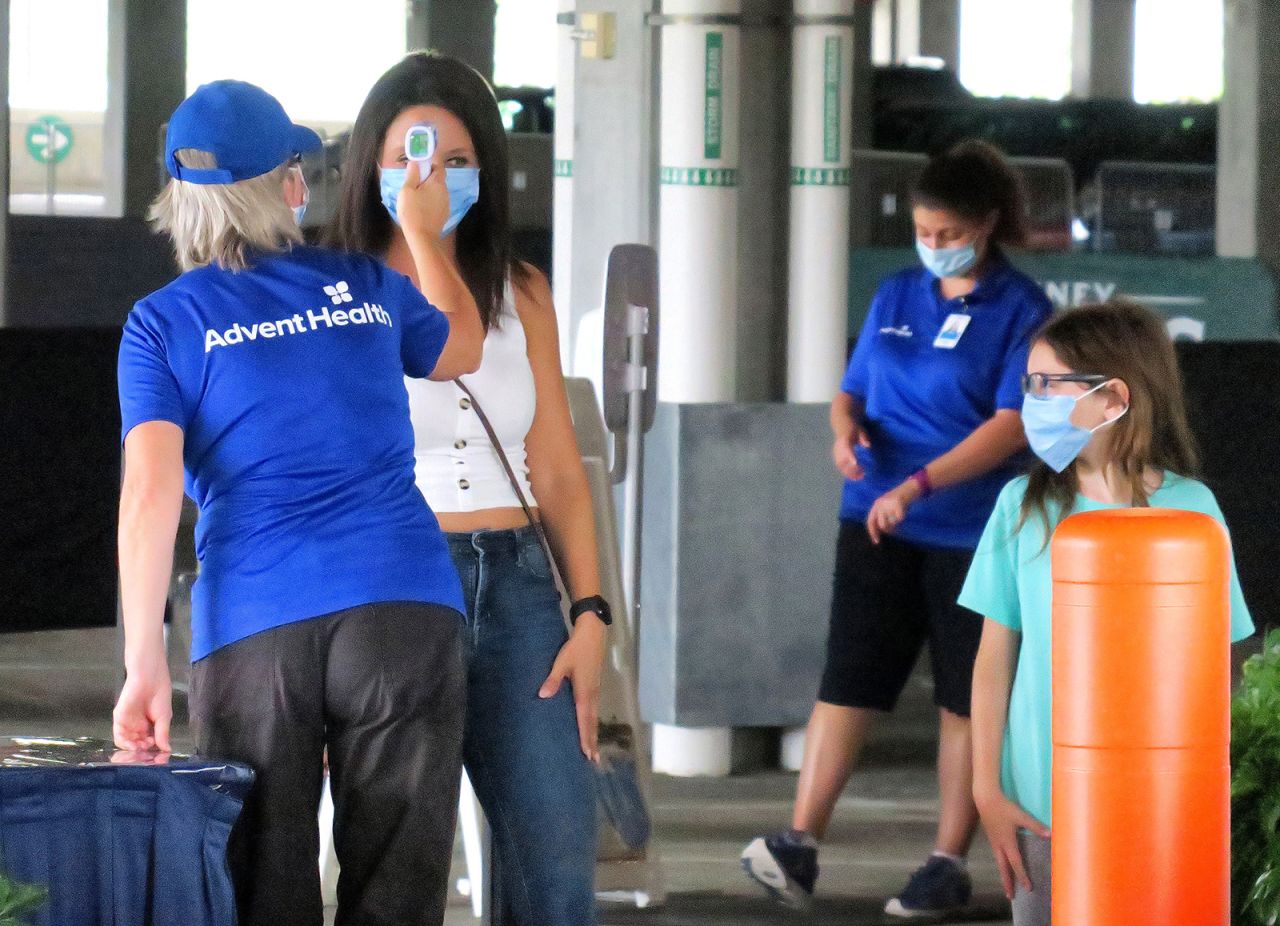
left=0, top=628, right=1012, bottom=925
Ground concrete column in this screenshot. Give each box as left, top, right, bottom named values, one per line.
left=0, top=0, right=9, bottom=324
left=1071, top=0, right=1136, bottom=99
left=553, top=0, right=576, bottom=362
left=655, top=0, right=740, bottom=403
left=1217, top=0, right=1280, bottom=278
left=787, top=0, right=854, bottom=402
left=918, top=0, right=960, bottom=69
left=851, top=0, right=874, bottom=150
left=871, top=0, right=894, bottom=65
left=104, top=0, right=186, bottom=219
left=894, top=0, right=919, bottom=61
left=566, top=0, right=656, bottom=370
left=406, top=0, right=497, bottom=79
left=735, top=0, right=790, bottom=402
left=651, top=0, right=741, bottom=776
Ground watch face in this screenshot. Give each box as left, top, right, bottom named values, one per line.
left=573, top=596, right=612, bottom=625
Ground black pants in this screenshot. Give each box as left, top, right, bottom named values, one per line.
left=189, top=601, right=467, bottom=926
left=819, top=522, right=981, bottom=715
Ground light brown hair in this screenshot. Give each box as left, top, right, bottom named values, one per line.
left=1019, top=299, right=1200, bottom=537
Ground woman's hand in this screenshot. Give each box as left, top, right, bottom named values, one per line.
left=539, top=614, right=607, bottom=762
left=974, top=785, right=1051, bottom=900
left=832, top=427, right=870, bottom=481
left=866, top=479, right=922, bottom=544
left=396, top=156, right=449, bottom=243
left=113, top=645, right=172, bottom=753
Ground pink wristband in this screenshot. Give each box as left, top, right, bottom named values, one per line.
left=910, top=468, right=933, bottom=498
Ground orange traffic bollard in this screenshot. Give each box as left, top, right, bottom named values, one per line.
left=1052, top=508, right=1231, bottom=926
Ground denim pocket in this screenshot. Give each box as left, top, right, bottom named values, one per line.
left=515, top=533, right=554, bottom=581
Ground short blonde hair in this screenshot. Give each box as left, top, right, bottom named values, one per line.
left=149, top=149, right=301, bottom=272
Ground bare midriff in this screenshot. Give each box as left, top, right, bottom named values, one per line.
left=436, top=507, right=539, bottom=534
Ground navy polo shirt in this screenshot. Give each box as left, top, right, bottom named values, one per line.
left=118, top=245, right=465, bottom=661
left=840, top=257, right=1053, bottom=549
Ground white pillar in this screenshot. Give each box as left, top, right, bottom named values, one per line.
left=871, top=0, right=893, bottom=66
left=553, top=0, right=576, bottom=364
left=786, top=0, right=853, bottom=402
left=894, top=0, right=920, bottom=62
left=657, top=0, right=741, bottom=403
left=1217, top=0, right=1280, bottom=275
left=652, top=0, right=740, bottom=777
left=652, top=723, right=733, bottom=778
left=781, top=725, right=808, bottom=773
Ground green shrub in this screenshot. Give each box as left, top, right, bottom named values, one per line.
left=0, top=871, right=47, bottom=926
left=1233, top=629, right=1280, bottom=925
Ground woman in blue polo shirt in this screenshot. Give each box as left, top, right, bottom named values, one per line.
left=112, top=81, right=483, bottom=926
left=744, top=140, right=1052, bottom=917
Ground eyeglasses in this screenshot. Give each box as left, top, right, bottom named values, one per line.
left=1021, top=372, right=1109, bottom=398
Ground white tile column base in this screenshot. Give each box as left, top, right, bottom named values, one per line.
left=652, top=723, right=733, bottom=777
left=781, top=725, right=808, bottom=772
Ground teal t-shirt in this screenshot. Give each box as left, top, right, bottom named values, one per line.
left=957, top=472, right=1255, bottom=828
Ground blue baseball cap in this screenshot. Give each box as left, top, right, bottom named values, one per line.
left=165, top=80, right=322, bottom=185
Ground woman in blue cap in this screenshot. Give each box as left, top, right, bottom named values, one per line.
left=113, top=80, right=483, bottom=926
left=743, top=140, right=1053, bottom=918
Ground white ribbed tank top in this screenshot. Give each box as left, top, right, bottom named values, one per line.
left=406, top=285, right=537, bottom=512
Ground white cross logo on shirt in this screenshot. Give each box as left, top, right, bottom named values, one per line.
left=324, top=281, right=353, bottom=305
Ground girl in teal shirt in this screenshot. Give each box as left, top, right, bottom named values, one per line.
left=960, top=300, right=1254, bottom=926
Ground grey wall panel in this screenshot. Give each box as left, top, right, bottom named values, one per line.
left=639, top=402, right=841, bottom=727
left=637, top=403, right=681, bottom=723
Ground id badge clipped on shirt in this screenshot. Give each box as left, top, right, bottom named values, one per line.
left=933, top=313, right=972, bottom=349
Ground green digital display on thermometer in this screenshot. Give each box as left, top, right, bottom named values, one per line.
left=405, top=124, right=437, bottom=164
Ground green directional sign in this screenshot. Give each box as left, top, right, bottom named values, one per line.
left=25, top=115, right=73, bottom=165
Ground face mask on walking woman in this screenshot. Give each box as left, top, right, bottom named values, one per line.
left=916, top=238, right=978, bottom=278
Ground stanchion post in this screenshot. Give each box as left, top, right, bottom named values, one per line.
left=1052, top=508, right=1230, bottom=925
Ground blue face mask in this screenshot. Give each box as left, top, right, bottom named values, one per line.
left=379, top=166, right=481, bottom=237
left=1021, top=382, right=1127, bottom=473
left=916, top=238, right=978, bottom=279
left=290, top=167, right=308, bottom=225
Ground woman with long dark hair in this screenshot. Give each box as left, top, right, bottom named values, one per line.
left=329, top=53, right=607, bottom=926
left=743, top=140, right=1053, bottom=918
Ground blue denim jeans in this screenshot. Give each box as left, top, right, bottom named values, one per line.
left=448, top=526, right=598, bottom=926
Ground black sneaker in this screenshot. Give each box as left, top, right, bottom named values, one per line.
left=883, top=854, right=972, bottom=919
left=741, top=831, right=818, bottom=910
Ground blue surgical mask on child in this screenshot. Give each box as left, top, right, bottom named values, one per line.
left=379, top=166, right=481, bottom=236
left=1021, top=382, right=1129, bottom=473
left=916, top=238, right=978, bottom=279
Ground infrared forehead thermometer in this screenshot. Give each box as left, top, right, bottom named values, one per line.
left=405, top=124, right=437, bottom=173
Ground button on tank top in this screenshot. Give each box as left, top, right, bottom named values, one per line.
left=406, top=284, right=537, bottom=512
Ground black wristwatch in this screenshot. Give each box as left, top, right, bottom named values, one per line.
left=569, top=595, right=613, bottom=627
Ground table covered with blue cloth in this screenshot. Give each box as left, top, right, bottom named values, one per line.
left=0, top=737, right=253, bottom=926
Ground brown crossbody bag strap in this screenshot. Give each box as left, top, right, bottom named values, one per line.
left=452, top=377, right=568, bottom=600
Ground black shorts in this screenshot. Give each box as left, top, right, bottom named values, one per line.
left=818, top=520, right=981, bottom=716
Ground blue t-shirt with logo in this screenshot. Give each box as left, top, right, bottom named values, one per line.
left=839, top=258, right=1053, bottom=549
left=118, top=245, right=465, bottom=661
